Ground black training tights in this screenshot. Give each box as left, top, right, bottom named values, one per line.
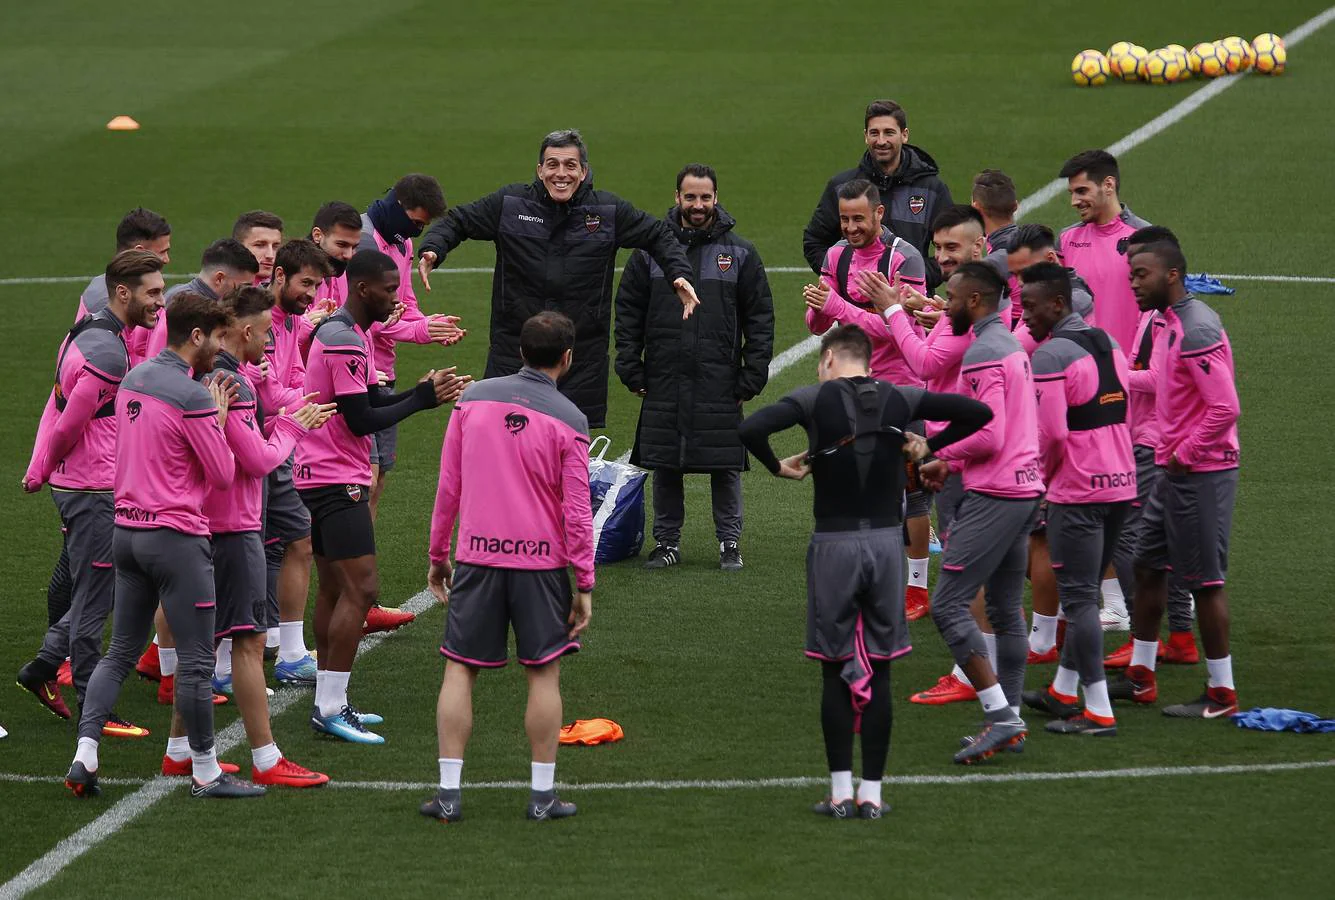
left=820, top=660, right=892, bottom=781
left=48, top=541, right=73, bottom=627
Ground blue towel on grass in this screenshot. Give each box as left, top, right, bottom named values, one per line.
left=1231, top=707, right=1335, bottom=733
left=1185, top=273, right=1236, bottom=295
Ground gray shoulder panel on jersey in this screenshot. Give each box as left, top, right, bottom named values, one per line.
left=357, top=214, right=379, bottom=252
left=1175, top=298, right=1225, bottom=352
left=315, top=312, right=367, bottom=350
left=126, top=354, right=217, bottom=412
left=1119, top=206, right=1152, bottom=229
left=1059, top=222, right=1081, bottom=237
left=961, top=318, right=1020, bottom=366
left=461, top=371, right=590, bottom=437
left=74, top=327, right=129, bottom=378
left=1069, top=272, right=1095, bottom=319
left=82, top=275, right=110, bottom=315
left=165, top=277, right=216, bottom=304
left=982, top=248, right=1009, bottom=281
left=1032, top=335, right=1088, bottom=376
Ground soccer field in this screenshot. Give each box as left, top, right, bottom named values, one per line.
left=2, top=1, right=1335, bottom=897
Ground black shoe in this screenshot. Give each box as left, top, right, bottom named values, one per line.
left=191, top=772, right=266, bottom=799
left=64, top=761, right=100, bottom=798
left=858, top=800, right=889, bottom=819
left=1023, top=685, right=1082, bottom=718
left=1046, top=712, right=1118, bottom=736
left=420, top=788, right=462, bottom=822
left=643, top=544, right=681, bottom=570
left=527, top=790, right=577, bottom=821
left=811, top=797, right=856, bottom=818
left=719, top=541, right=743, bottom=571
left=263, top=645, right=278, bottom=662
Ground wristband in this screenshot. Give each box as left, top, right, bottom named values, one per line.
left=883, top=304, right=904, bottom=321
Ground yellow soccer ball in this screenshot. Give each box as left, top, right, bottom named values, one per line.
left=1253, top=33, right=1287, bottom=74
left=1111, top=44, right=1149, bottom=81
left=1187, top=42, right=1216, bottom=73
left=1107, top=40, right=1135, bottom=60
left=1220, top=36, right=1254, bottom=72
left=1193, top=41, right=1228, bottom=78
left=1072, top=49, right=1110, bottom=86
left=1144, top=49, right=1186, bottom=85
left=1167, top=45, right=1191, bottom=79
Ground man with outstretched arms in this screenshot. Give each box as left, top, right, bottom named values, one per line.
left=421, top=312, right=592, bottom=823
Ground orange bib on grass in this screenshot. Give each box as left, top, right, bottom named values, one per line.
left=559, top=718, right=624, bottom=745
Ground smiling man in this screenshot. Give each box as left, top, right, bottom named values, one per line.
left=417, top=129, right=699, bottom=428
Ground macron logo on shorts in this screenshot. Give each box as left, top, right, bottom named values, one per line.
left=469, top=535, right=551, bottom=557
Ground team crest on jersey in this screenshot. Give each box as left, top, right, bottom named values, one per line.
left=584, top=213, right=602, bottom=233
left=716, top=253, right=733, bottom=273
left=346, top=358, right=360, bottom=378
left=126, top=400, right=142, bottom=422
left=504, top=412, right=529, bottom=435
left=908, top=195, right=926, bottom=216
left=345, top=485, right=363, bottom=502
left=243, top=414, right=255, bottom=430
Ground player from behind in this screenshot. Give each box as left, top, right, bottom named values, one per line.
left=232, top=210, right=284, bottom=284
left=421, top=312, right=593, bottom=823
left=970, top=169, right=1023, bottom=327
left=1017, top=263, right=1134, bottom=736
left=739, top=325, right=991, bottom=817
left=192, top=286, right=335, bottom=786
left=916, top=263, right=1043, bottom=764
left=1112, top=241, right=1241, bottom=718
left=297, top=249, right=468, bottom=744
left=65, top=293, right=260, bottom=799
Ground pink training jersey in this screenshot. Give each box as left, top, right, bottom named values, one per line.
left=1126, top=310, right=1166, bottom=450
left=1031, top=314, right=1136, bottom=505
left=261, top=303, right=315, bottom=412
left=26, top=309, right=131, bottom=492
left=294, top=308, right=377, bottom=489
left=202, top=352, right=308, bottom=533
left=1154, top=294, right=1240, bottom=471
left=933, top=312, right=1044, bottom=498
left=1059, top=205, right=1150, bottom=352
left=136, top=277, right=217, bottom=364
left=75, top=275, right=110, bottom=323
left=429, top=367, right=595, bottom=592
left=359, top=214, right=438, bottom=381
left=114, top=351, right=235, bottom=536
left=806, top=236, right=927, bottom=387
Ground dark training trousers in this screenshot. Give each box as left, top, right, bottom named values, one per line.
left=79, top=527, right=218, bottom=754
left=652, top=468, right=743, bottom=546
left=1049, top=501, right=1130, bottom=690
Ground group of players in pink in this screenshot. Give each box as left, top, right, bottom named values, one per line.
left=14, top=105, right=1241, bottom=818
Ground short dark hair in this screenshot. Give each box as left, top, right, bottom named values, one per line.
left=1013, top=223, right=1058, bottom=253
left=972, top=170, right=1018, bottom=218
left=520, top=311, right=576, bottom=368
left=820, top=323, right=873, bottom=366
left=1019, top=261, right=1073, bottom=305
left=312, top=201, right=362, bottom=234
left=200, top=238, right=261, bottom=275
left=105, top=249, right=165, bottom=295
left=538, top=129, right=588, bottom=167
left=274, top=238, right=333, bottom=279
left=864, top=99, right=907, bottom=130
left=836, top=178, right=880, bottom=207
left=231, top=210, right=284, bottom=242
left=1127, top=225, right=1180, bottom=249
left=115, top=208, right=171, bottom=251
left=676, top=163, right=718, bottom=192
left=345, top=248, right=397, bottom=284
left=1130, top=241, right=1188, bottom=275
left=221, top=285, right=276, bottom=321
left=166, top=291, right=231, bottom=346
left=393, top=174, right=446, bottom=218
left=954, top=261, right=1007, bottom=309
left=1059, top=149, right=1120, bottom=190
left=931, top=204, right=985, bottom=235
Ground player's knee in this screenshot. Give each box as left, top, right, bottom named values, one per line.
left=287, top=537, right=313, bottom=565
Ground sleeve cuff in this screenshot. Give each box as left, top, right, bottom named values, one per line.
left=883, top=304, right=904, bottom=321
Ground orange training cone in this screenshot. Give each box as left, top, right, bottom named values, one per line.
left=106, top=116, right=140, bottom=131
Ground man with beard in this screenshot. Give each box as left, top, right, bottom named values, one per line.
left=417, top=129, right=699, bottom=429
left=614, top=164, right=774, bottom=571
left=803, top=100, right=953, bottom=288
left=76, top=208, right=173, bottom=323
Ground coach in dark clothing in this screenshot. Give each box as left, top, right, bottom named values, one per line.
left=802, top=99, right=953, bottom=288
left=417, top=130, right=699, bottom=428
left=615, top=165, right=774, bottom=572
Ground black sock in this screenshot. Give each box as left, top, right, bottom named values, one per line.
left=820, top=662, right=855, bottom=773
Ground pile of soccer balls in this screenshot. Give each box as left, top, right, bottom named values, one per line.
left=1071, top=34, right=1286, bottom=86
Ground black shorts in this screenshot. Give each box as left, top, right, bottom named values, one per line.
left=212, top=531, right=269, bottom=638
left=805, top=528, right=909, bottom=663
left=298, top=484, right=375, bottom=560
left=440, top=563, right=579, bottom=668
left=265, top=456, right=311, bottom=545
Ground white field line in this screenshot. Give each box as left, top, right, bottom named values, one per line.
left=5, top=758, right=1333, bottom=793
left=0, top=590, right=436, bottom=900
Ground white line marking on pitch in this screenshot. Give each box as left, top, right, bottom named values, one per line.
left=0, top=590, right=437, bottom=900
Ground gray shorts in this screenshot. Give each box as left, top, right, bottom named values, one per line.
left=264, top=455, right=311, bottom=545
left=904, top=420, right=929, bottom=519
left=212, top=531, right=270, bottom=637
left=370, top=380, right=398, bottom=473
left=1135, top=468, right=1238, bottom=589
left=805, top=528, right=910, bottom=663
left=441, top=563, right=578, bottom=668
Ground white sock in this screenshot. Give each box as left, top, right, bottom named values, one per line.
left=1084, top=680, right=1114, bottom=720
left=950, top=664, right=973, bottom=689
left=1057, top=607, right=1067, bottom=622
left=1131, top=638, right=1159, bottom=672
left=252, top=742, right=282, bottom=773
left=1029, top=613, right=1058, bottom=653
left=1101, top=578, right=1127, bottom=614
left=1052, top=666, right=1080, bottom=698
left=977, top=683, right=1009, bottom=714
left=165, top=735, right=190, bottom=762
left=319, top=670, right=350, bottom=717
left=192, top=749, right=222, bottom=784
left=278, top=621, right=309, bottom=663
left=532, top=761, right=556, bottom=793
left=266, top=629, right=281, bottom=649
left=856, top=778, right=881, bottom=806
left=159, top=646, right=178, bottom=678
left=1206, top=656, right=1235, bottom=690
left=907, top=557, right=929, bottom=589
left=314, top=671, right=328, bottom=712
left=830, top=770, right=853, bottom=802
left=982, top=631, right=997, bottom=664
left=214, top=639, right=232, bottom=678
left=152, top=633, right=161, bottom=648
left=439, top=758, right=463, bottom=790
left=75, top=736, right=99, bottom=772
